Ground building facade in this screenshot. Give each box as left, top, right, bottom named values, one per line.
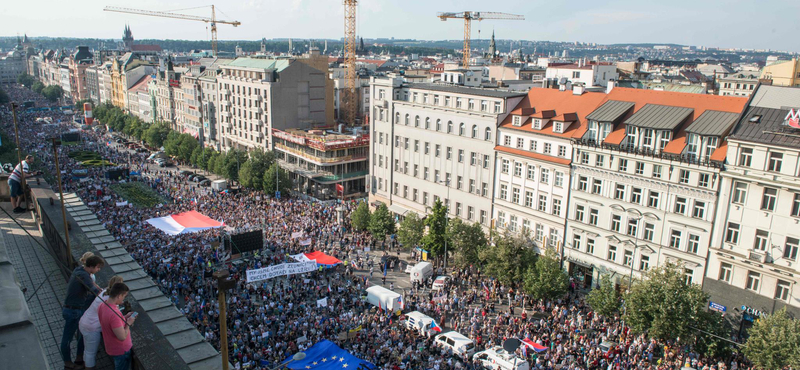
left=369, top=76, right=525, bottom=226
left=564, top=88, right=747, bottom=288
left=705, top=85, right=800, bottom=327
left=718, top=72, right=760, bottom=97
left=0, top=51, right=26, bottom=84
left=760, top=58, right=800, bottom=87
left=68, top=46, right=94, bottom=101
left=545, top=61, right=618, bottom=88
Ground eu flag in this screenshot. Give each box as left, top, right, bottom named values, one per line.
left=286, top=340, right=375, bottom=370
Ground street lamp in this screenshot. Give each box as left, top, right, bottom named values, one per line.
left=439, top=179, right=451, bottom=273
left=268, top=352, right=307, bottom=370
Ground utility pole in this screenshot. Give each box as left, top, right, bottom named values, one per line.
left=11, top=103, right=29, bottom=211
left=51, top=138, right=74, bottom=268
left=213, top=269, right=235, bottom=370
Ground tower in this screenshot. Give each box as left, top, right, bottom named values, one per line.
left=288, top=38, right=293, bottom=54
left=123, top=24, right=134, bottom=51
left=261, top=38, right=267, bottom=54
left=488, top=30, right=496, bottom=58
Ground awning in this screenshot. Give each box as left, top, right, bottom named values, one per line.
left=388, top=203, right=410, bottom=216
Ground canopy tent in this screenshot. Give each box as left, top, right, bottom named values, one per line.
left=284, top=340, right=375, bottom=370
left=290, top=251, right=342, bottom=267
left=146, top=210, right=224, bottom=236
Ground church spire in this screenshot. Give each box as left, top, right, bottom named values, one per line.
left=488, top=29, right=497, bottom=58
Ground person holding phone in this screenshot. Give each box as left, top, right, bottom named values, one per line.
left=8, top=154, right=40, bottom=213
left=79, top=275, right=124, bottom=370
left=97, top=283, right=135, bottom=370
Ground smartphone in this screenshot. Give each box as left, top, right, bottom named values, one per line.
left=131, top=312, right=139, bottom=318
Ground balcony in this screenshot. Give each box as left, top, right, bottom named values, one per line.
left=256, top=107, right=264, bottom=114
left=317, top=170, right=369, bottom=182
left=748, top=250, right=767, bottom=264
left=275, top=143, right=368, bottom=164
left=256, top=94, right=263, bottom=102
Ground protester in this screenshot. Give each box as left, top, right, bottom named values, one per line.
left=7, top=154, right=37, bottom=213
left=98, top=282, right=135, bottom=370
left=61, top=255, right=104, bottom=370
left=79, top=275, right=124, bottom=370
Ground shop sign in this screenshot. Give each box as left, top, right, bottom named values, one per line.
left=708, top=301, right=726, bottom=312
left=741, top=305, right=767, bottom=318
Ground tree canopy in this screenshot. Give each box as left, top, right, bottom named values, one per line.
left=368, top=203, right=395, bottom=238
left=743, top=308, right=800, bottom=369
left=586, top=274, right=620, bottom=317
left=422, top=199, right=448, bottom=257
left=350, top=201, right=371, bottom=232
left=481, top=232, right=537, bottom=286
left=523, top=248, right=569, bottom=301
left=262, top=162, right=292, bottom=198
left=397, top=212, right=425, bottom=249
left=447, top=218, right=487, bottom=269
left=17, top=73, right=34, bottom=87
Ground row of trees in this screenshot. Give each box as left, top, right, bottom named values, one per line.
left=92, top=103, right=292, bottom=195
left=17, top=73, right=63, bottom=103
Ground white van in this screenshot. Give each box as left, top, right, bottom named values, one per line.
left=473, top=346, right=530, bottom=370
left=434, top=331, right=475, bottom=357
left=365, top=285, right=401, bottom=311
left=409, top=262, right=433, bottom=283
left=404, top=311, right=435, bottom=335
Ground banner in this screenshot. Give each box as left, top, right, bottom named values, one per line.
left=317, top=297, right=328, bottom=307
left=300, top=238, right=312, bottom=246
left=291, top=231, right=304, bottom=239
left=246, top=260, right=317, bottom=283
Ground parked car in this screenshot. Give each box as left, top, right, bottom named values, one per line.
left=199, top=179, right=211, bottom=187
left=179, top=170, right=194, bottom=177
left=432, top=276, right=451, bottom=291
left=192, top=175, right=207, bottom=183
left=135, top=148, right=149, bottom=153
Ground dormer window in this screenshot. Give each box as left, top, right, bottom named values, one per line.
left=533, top=119, right=542, bottom=130
left=703, top=136, right=718, bottom=162
left=659, top=131, right=672, bottom=150
left=554, top=122, right=563, bottom=134
left=512, top=116, right=522, bottom=126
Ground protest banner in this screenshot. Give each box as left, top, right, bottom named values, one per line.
left=245, top=260, right=317, bottom=283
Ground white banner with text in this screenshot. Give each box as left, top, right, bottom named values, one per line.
left=246, top=260, right=317, bottom=283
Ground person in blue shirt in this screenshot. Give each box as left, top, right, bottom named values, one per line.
left=61, top=255, right=105, bottom=370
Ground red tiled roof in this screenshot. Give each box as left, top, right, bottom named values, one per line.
left=128, top=75, right=151, bottom=93
left=711, top=140, right=728, bottom=162
left=496, top=146, right=571, bottom=165
left=599, top=88, right=748, bottom=154
left=131, top=44, right=162, bottom=52
left=501, top=88, right=609, bottom=139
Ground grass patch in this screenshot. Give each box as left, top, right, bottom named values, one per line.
left=81, top=159, right=115, bottom=167
left=68, top=150, right=102, bottom=161
left=110, top=182, right=168, bottom=208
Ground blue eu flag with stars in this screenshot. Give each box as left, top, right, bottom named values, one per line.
left=286, top=340, right=375, bottom=370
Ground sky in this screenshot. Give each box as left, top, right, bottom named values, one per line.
left=3, top=0, right=800, bottom=52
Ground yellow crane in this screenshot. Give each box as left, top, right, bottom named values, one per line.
left=437, top=11, right=524, bottom=68
left=343, top=0, right=358, bottom=125
left=104, top=5, right=241, bottom=57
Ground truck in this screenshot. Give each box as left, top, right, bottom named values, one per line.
left=409, top=261, right=433, bottom=284
left=211, top=180, right=227, bottom=191
left=365, top=285, right=401, bottom=312
left=473, top=346, right=530, bottom=370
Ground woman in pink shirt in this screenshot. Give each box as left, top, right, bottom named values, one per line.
left=97, top=283, right=136, bottom=370
left=79, top=275, right=124, bottom=370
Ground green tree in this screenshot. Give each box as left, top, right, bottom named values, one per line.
left=41, top=85, right=64, bottom=102
left=206, top=151, right=219, bottom=173
left=163, top=131, right=182, bottom=156
left=368, top=203, right=395, bottom=238
left=692, top=311, right=734, bottom=360
left=239, top=149, right=273, bottom=190
left=624, top=262, right=709, bottom=341
left=0, top=88, right=8, bottom=105
left=75, top=99, right=93, bottom=112
left=223, top=149, right=247, bottom=181
left=743, top=308, right=800, bottom=369
left=31, top=81, right=44, bottom=94
left=447, top=218, right=487, bottom=269
left=480, top=232, right=537, bottom=285
left=17, top=73, right=34, bottom=87
left=144, top=123, right=170, bottom=148
left=177, top=134, right=198, bottom=162
left=262, top=162, right=292, bottom=197
left=586, top=274, right=620, bottom=317
left=350, top=201, right=372, bottom=232
left=397, top=212, right=425, bottom=249
left=523, top=248, right=568, bottom=301
left=421, top=199, right=448, bottom=258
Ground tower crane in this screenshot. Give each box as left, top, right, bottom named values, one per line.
left=104, top=6, right=241, bottom=57
left=437, top=11, right=524, bottom=69
left=342, top=0, right=358, bottom=125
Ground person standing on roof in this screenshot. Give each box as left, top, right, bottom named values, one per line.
left=8, top=155, right=39, bottom=213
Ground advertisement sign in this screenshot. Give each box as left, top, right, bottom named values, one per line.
left=786, top=109, right=800, bottom=129
left=708, top=301, right=726, bottom=312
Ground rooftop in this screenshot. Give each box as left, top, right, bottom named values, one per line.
left=501, top=87, right=609, bottom=139
left=225, top=57, right=292, bottom=73
left=729, top=85, right=800, bottom=149
left=585, top=100, right=635, bottom=122
left=624, top=104, right=694, bottom=130
left=405, top=83, right=527, bottom=99
left=685, top=110, right=739, bottom=137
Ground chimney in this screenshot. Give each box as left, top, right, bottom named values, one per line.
left=573, top=84, right=585, bottom=95
left=606, top=80, right=615, bottom=93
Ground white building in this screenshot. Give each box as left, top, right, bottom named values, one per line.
left=705, top=85, right=800, bottom=323
left=493, top=86, right=607, bottom=252
left=369, top=76, right=525, bottom=227
left=718, top=72, right=760, bottom=97
left=564, top=87, right=747, bottom=288
left=545, top=61, right=618, bottom=88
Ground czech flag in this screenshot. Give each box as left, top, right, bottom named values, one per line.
left=482, top=282, right=491, bottom=297
left=430, top=320, right=442, bottom=333
left=521, top=338, right=547, bottom=353
left=145, top=210, right=225, bottom=236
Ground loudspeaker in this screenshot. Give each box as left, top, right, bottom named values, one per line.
left=229, top=230, right=263, bottom=254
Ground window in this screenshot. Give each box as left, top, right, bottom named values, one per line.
left=458, top=149, right=464, bottom=163
left=544, top=143, right=552, bottom=154
left=573, top=234, right=582, bottom=250
left=436, top=119, right=442, bottom=131
left=725, top=223, right=740, bottom=244
left=762, top=188, right=777, bottom=211
left=684, top=269, right=694, bottom=285
left=468, top=206, right=475, bottom=220
left=669, top=230, right=682, bottom=248
left=498, top=211, right=506, bottom=228
left=540, top=168, right=550, bottom=184
left=596, top=155, right=605, bottom=167
left=413, top=189, right=418, bottom=201
left=404, top=114, right=410, bottom=125
left=733, top=182, right=748, bottom=204
left=692, top=201, right=705, bottom=219
left=589, top=209, right=598, bottom=225
left=530, top=140, right=538, bottom=151
left=525, top=191, right=534, bottom=208
left=527, top=165, right=536, bottom=180
left=643, top=223, right=655, bottom=241
left=640, top=255, right=650, bottom=271
left=434, top=170, right=440, bottom=182
left=500, top=184, right=508, bottom=200
left=538, top=195, right=548, bottom=212
left=614, top=184, right=626, bottom=200
left=635, top=162, right=645, bottom=175
left=435, top=144, right=441, bottom=157
left=494, top=101, right=502, bottom=113
left=533, top=119, right=542, bottom=130
left=738, top=147, right=753, bottom=167
left=552, top=198, right=562, bottom=216
left=516, top=137, right=525, bottom=149
left=624, top=250, right=633, bottom=267
left=512, top=187, right=521, bottom=204
left=608, top=246, right=617, bottom=262
left=572, top=71, right=581, bottom=78
left=581, top=152, right=589, bottom=164
left=514, top=162, right=523, bottom=177
left=642, top=129, right=654, bottom=149
left=611, top=215, right=621, bottom=232
left=578, top=176, right=588, bottom=191
left=534, top=224, right=544, bottom=241
left=457, top=176, right=463, bottom=190
left=746, top=271, right=761, bottom=291
left=471, top=125, right=478, bottom=138
left=414, top=140, right=420, bottom=152
left=630, top=188, right=642, bottom=204
left=586, top=238, right=595, bottom=254
left=423, top=192, right=428, bottom=205
left=575, top=205, right=585, bottom=221
left=425, top=117, right=430, bottom=129
left=768, top=152, right=783, bottom=172
left=482, top=183, right=488, bottom=197
left=446, top=147, right=452, bottom=160
left=674, top=197, right=687, bottom=214
left=776, top=280, right=791, bottom=301
left=485, top=127, right=492, bottom=141
left=501, top=159, right=509, bottom=174
left=414, top=165, right=419, bottom=177
left=555, top=172, right=564, bottom=187
left=504, top=135, right=512, bottom=146
left=456, top=98, right=462, bottom=108
left=592, top=179, right=602, bottom=194
left=424, top=167, right=429, bottom=180
left=512, top=116, right=522, bottom=126
left=754, top=230, right=769, bottom=251
left=459, top=123, right=465, bottom=136
left=793, top=194, right=800, bottom=217
left=554, top=122, right=563, bottom=133
left=558, top=145, right=567, bottom=157
left=403, top=186, right=408, bottom=198
left=618, top=158, right=628, bottom=172
left=480, top=210, right=487, bottom=225
left=688, top=234, right=700, bottom=254
left=456, top=203, right=462, bottom=217
left=447, top=121, right=453, bottom=134
left=483, top=155, right=490, bottom=169
left=414, top=116, right=420, bottom=127
left=652, top=164, right=662, bottom=178
left=627, top=218, right=638, bottom=237
left=719, top=263, right=732, bottom=282
left=648, top=191, right=660, bottom=208
left=679, top=169, right=690, bottom=184
left=784, top=237, right=799, bottom=260
left=659, top=131, right=671, bottom=150
left=424, top=142, right=430, bottom=155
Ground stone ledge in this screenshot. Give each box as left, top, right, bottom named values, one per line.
left=165, top=329, right=205, bottom=350
left=177, top=342, right=220, bottom=365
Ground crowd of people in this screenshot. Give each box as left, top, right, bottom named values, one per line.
left=1, top=83, right=752, bottom=370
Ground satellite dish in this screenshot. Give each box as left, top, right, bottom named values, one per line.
left=503, top=338, right=521, bottom=353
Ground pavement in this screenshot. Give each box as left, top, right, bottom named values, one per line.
left=0, top=201, right=115, bottom=370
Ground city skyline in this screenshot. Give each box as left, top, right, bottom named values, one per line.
left=3, top=0, right=800, bottom=53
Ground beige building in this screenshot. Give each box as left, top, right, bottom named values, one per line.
left=718, top=72, right=760, bottom=97
left=760, top=58, right=800, bottom=87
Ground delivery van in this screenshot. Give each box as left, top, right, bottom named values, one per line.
left=403, top=311, right=435, bottom=335
left=365, top=285, right=401, bottom=311
left=409, top=261, right=433, bottom=284
left=211, top=180, right=228, bottom=191
left=434, top=331, right=475, bottom=357
left=473, top=346, right=530, bottom=370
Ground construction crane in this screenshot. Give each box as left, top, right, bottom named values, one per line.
left=342, top=0, right=358, bottom=125
left=437, top=11, right=524, bottom=69
left=104, top=6, right=241, bottom=57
